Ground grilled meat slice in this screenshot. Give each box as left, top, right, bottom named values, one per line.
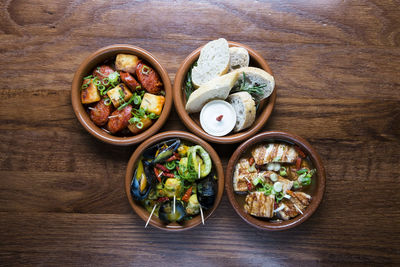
left=233, top=158, right=257, bottom=192
left=244, top=192, right=275, bottom=218
left=277, top=191, right=311, bottom=220
left=260, top=171, right=294, bottom=193
left=251, top=143, right=298, bottom=165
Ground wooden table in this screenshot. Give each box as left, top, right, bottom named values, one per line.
left=1, top=0, right=399, bottom=265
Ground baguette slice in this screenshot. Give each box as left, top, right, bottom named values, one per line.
left=234, top=67, right=275, bottom=102
left=185, top=71, right=239, bottom=113
left=227, top=91, right=256, bottom=132
left=191, top=38, right=230, bottom=87
left=229, top=47, right=249, bottom=72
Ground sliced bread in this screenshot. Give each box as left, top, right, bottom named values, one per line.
left=227, top=92, right=256, bottom=132
left=229, top=47, right=249, bottom=72
left=234, top=67, right=275, bottom=102
left=185, top=71, right=239, bottom=113
left=191, top=38, right=230, bottom=87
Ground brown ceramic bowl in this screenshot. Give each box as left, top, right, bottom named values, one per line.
left=71, top=44, right=172, bottom=145
left=173, top=41, right=277, bottom=144
left=226, top=131, right=326, bottom=230
left=125, top=131, right=224, bottom=231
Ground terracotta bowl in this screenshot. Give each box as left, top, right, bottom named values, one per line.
left=173, top=41, right=277, bottom=144
left=226, top=131, right=326, bottom=230
left=125, top=131, right=224, bottom=231
left=71, top=44, right=172, bottom=145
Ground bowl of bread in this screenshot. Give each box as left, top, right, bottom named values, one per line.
left=173, top=38, right=276, bottom=144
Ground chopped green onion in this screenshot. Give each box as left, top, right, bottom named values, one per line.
left=129, top=116, right=141, bottom=124
left=280, top=166, right=287, bottom=177
left=296, top=169, right=308, bottom=175
left=94, top=79, right=101, bottom=86
left=293, top=181, right=300, bottom=189
left=102, top=78, right=110, bottom=86
left=148, top=113, right=159, bottom=120
left=84, top=75, right=93, bottom=80
left=299, top=176, right=311, bottom=186
left=248, top=163, right=256, bottom=172
left=108, top=72, right=120, bottom=83
left=141, top=65, right=150, bottom=75
left=136, top=85, right=141, bottom=90
left=165, top=161, right=176, bottom=170
left=98, top=84, right=105, bottom=91
left=104, top=98, right=111, bottom=106
left=136, top=121, right=144, bottom=129
left=276, top=191, right=285, bottom=202
left=119, top=89, right=125, bottom=99
left=133, top=94, right=141, bottom=105
left=81, top=84, right=89, bottom=90
left=252, top=176, right=264, bottom=186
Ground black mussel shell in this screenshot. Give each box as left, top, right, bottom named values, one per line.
left=159, top=200, right=186, bottom=223
left=130, top=161, right=156, bottom=201
left=142, top=138, right=181, bottom=163
left=197, top=174, right=217, bottom=209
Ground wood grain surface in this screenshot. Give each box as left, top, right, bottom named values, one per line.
left=1, top=0, right=400, bottom=265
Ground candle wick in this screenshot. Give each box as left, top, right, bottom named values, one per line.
left=216, top=115, right=223, bottom=121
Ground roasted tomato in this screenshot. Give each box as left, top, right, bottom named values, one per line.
left=90, top=98, right=113, bottom=126
left=93, top=65, right=114, bottom=82
left=106, top=105, right=132, bottom=134
left=135, top=61, right=163, bottom=94
left=120, top=72, right=142, bottom=91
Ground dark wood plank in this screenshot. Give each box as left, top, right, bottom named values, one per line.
left=0, top=212, right=399, bottom=265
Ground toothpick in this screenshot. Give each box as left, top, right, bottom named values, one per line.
left=293, top=203, right=303, bottom=215
left=244, top=176, right=251, bottom=184
left=88, top=107, right=95, bottom=110
left=145, top=204, right=157, bottom=228
left=108, top=115, right=118, bottom=119
left=157, top=171, right=164, bottom=178
left=200, top=206, right=204, bottom=225
left=173, top=195, right=176, bottom=214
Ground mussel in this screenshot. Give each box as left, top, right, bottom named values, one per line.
left=197, top=173, right=217, bottom=209
left=130, top=160, right=157, bottom=201
left=158, top=200, right=186, bottom=223
left=142, top=138, right=181, bottom=163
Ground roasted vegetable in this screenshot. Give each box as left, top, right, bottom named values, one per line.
left=81, top=79, right=101, bottom=104
left=140, top=93, right=165, bottom=116
left=106, top=83, right=133, bottom=108
left=127, top=117, right=153, bottom=134
left=115, top=54, right=139, bottom=74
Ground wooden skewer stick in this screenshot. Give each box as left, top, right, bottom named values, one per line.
left=88, top=107, right=95, bottom=110
left=145, top=204, right=157, bottom=228
left=173, top=195, right=176, bottom=214
left=200, top=206, right=204, bottom=225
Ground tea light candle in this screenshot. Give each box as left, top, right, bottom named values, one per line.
left=200, top=100, right=236, bottom=136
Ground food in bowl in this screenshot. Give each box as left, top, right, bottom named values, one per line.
left=80, top=53, right=165, bottom=136
left=233, top=141, right=316, bottom=221
left=184, top=38, right=275, bottom=136
left=129, top=138, right=217, bottom=224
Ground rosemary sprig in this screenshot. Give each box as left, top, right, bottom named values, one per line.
left=238, top=72, right=267, bottom=98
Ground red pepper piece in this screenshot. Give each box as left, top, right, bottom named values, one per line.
left=153, top=167, right=161, bottom=183
left=182, top=186, right=193, bottom=202
left=296, top=157, right=302, bottom=170
left=155, top=163, right=169, bottom=173
left=163, top=173, right=174, bottom=178
left=157, top=197, right=169, bottom=203
left=247, top=181, right=253, bottom=191
left=248, top=157, right=255, bottom=166
left=295, top=146, right=306, bottom=158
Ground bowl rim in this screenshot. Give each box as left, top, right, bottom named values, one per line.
left=173, top=41, right=277, bottom=144
left=225, top=131, right=326, bottom=231
left=125, top=130, right=225, bottom=231
left=71, top=44, right=173, bottom=146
